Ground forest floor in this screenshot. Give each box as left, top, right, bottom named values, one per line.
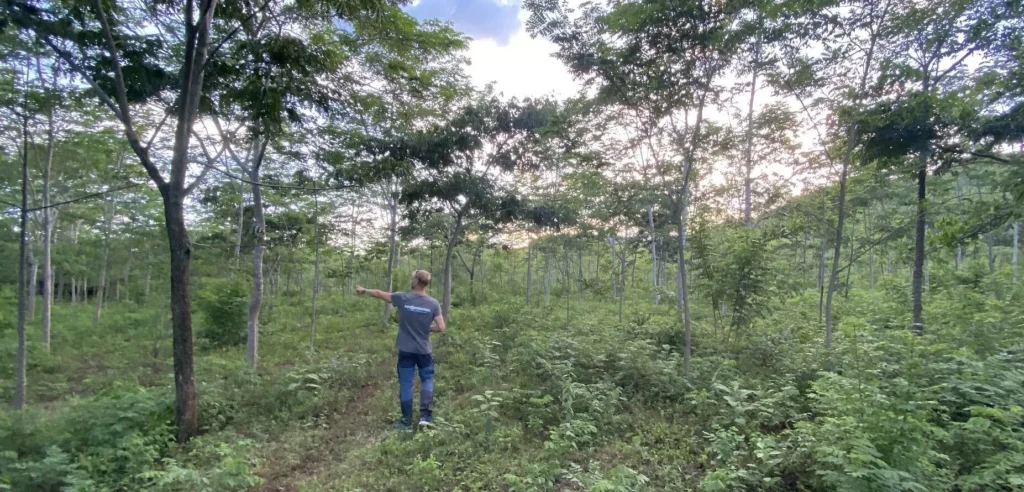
left=4, top=275, right=1024, bottom=491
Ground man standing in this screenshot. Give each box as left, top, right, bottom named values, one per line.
left=357, top=270, right=446, bottom=431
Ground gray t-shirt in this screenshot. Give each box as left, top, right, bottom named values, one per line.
left=392, top=292, right=442, bottom=354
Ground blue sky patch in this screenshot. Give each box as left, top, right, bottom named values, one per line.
left=406, top=0, right=521, bottom=45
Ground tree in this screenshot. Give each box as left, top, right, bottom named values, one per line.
left=856, top=0, right=1012, bottom=334
left=528, top=0, right=742, bottom=374
left=364, top=92, right=557, bottom=319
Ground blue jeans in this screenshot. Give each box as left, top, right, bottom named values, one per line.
left=397, top=351, right=434, bottom=423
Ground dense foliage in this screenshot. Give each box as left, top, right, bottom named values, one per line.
left=1, top=0, right=1023, bottom=489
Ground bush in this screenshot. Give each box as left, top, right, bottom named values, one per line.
left=195, top=278, right=249, bottom=348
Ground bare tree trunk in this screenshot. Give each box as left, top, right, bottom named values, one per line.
left=648, top=202, right=659, bottom=303
left=544, top=252, right=552, bottom=306
left=234, top=178, right=245, bottom=271
left=41, top=109, right=55, bottom=352
left=1014, top=223, right=1019, bottom=284
left=94, top=186, right=116, bottom=327
left=675, top=204, right=693, bottom=376
left=986, top=232, right=995, bottom=274
left=802, top=231, right=808, bottom=286
left=526, top=240, right=533, bottom=306
left=28, top=252, right=37, bottom=321
left=383, top=190, right=398, bottom=323
left=71, top=276, right=77, bottom=306
left=123, top=248, right=133, bottom=302
left=246, top=143, right=267, bottom=369
left=14, top=114, right=29, bottom=410
left=144, top=263, right=152, bottom=298
left=310, top=189, right=320, bottom=352
left=163, top=188, right=199, bottom=443
left=911, top=165, right=927, bottom=335
left=743, top=24, right=761, bottom=227
left=441, top=216, right=464, bottom=320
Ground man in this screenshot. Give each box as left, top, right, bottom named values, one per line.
left=356, top=270, right=446, bottom=431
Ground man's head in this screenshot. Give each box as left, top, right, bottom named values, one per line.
left=410, top=270, right=431, bottom=292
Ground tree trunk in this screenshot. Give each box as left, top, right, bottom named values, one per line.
left=544, top=252, right=552, bottom=306
left=41, top=114, right=55, bottom=351
left=911, top=166, right=927, bottom=335
left=1014, top=223, right=1019, bottom=284
left=383, top=191, right=398, bottom=323
left=123, top=248, right=134, bottom=302
left=246, top=148, right=266, bottom=370
left=71, top=277, right=77, bottom=306
left=234, top=178, right=245, bottom=271
left=28, top=253, right=37, bottom=321
left=94, top=174, right=117, bottom=327
left=14, top=114, right=30, bottom=410
left=825, top=129, right=853, bottom=349
left=675, top=203, right=693, bottom=376
left=310, top=189, right=321, bottom=352
left=144, top=263, right=152, bottom=298
left=525, top=240, right=533, bottom=306
left=441, top=216, right=463, bottom=320
left=648, top=202, right=659, bottom=303
left=802, top=231, right=808, bottom=286
left=986, top=232, right=995, bottom=274
left=743, top=26, right=761, bottom=227
left=162, top=188, right=199, bottom=443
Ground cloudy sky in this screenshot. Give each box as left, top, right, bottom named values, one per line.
left=406, top=0, right=580, bottom=99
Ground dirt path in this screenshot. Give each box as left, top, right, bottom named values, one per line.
left=256, top=360, right=394, bottom=491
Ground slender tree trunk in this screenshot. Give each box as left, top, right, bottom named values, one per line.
left=310, top=189, right=320, bottom=352
left=41, top=113, right=55, bottom=352
left=441, top=216, right=464, bottom=320
left=802, top=231, right=808, bottom=286
left=676, top=97, right=704, bottom=376
left=648, top=202, right=659, bottom=303
left=234, top=178, right=245, bottom=271
left=94, top=187, right=116, bottom=327
left=383, top=191, right=398, bottom=322
left=824, top=140, right=852, bottom=347
left=144, top=263, right=151, bottom=298
left=246, top=148, right=266, bottom=369
left=986, top=232, right=995, bottom=274
left=675, top=204, right=693, bottom=376
left=14, top=114, right=30, bottom=410
left=72, top=277, right=77, bottom=306
left=544, top=252, right=552, bottom=306
left=28, top=253, right=37, bottom=321
left=1013, top=223, right=1019, bottom=284
left=525, top=240, right=533, bottom=306
left=911, top=165, right=927, bottom=335
left=743, top=26, right=761, bottom=227
left=123, top=248, right=133, bottom=302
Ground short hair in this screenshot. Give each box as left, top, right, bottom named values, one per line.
left=412, top=270, right=431, bottom=288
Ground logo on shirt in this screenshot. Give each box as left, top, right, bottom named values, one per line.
left=403, top=305, right=432, bottom=314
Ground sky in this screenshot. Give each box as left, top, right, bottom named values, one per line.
left=405, top=0, right=580, bottom=100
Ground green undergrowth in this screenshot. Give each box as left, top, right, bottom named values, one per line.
left=3, top=278, right=1024, bottom=491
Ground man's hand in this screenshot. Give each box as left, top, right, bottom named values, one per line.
left=356, top=286, right=391, bottom=303
left=431, top=315, right=446, bottom=333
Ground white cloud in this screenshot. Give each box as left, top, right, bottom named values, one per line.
left=464, top=26, right=579, bottom=100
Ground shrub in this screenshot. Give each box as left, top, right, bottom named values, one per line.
left=195, top=278, right=249, bottom=348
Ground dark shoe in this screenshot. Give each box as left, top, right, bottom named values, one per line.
left=418, top=416, right=434, bottom=427
left=393, top=420, right=413, bottom=433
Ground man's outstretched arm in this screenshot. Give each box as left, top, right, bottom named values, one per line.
left=431, top=315, right=446, bottom=333
left=355, top=285, right=392, bottom=303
